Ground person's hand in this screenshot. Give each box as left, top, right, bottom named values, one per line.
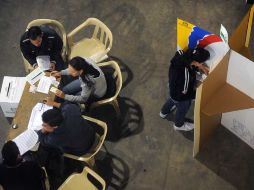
left=191, top=61, right=202, bottom=67
left=191, top=61, right=209, bottom=75
left=50, top=71, right=61, bottom=78
left=50, top=63, right=56, bottom=71
left=34, top=64, right=39, bottom=69
left=55, top=89, right=65, bottom=98
left=40, top=127, right=48, bottom=134
left=43, top=97, right=55, bottom=106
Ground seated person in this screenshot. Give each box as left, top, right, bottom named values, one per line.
left=51, top=56, right=107, bottom=104
left=37, top=101, right=96, bottom=156
left=20, top=25, right=65, bottom=71
left=0, top=141, right=46, bottom=190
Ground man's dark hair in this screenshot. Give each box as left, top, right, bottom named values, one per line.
left=2, top=141, right=20, bottom=166
left=27, top=26, right=42, bottom=40
left=42, top=109, right=64, bottom=127
left=192, top=47, right=210, bottom=63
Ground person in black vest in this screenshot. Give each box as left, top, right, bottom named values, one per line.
left=0, top=141, right=46, bottom=190
left=20, top=26, right=66, bottom=71
left=160, top=48, right=210, bottom=131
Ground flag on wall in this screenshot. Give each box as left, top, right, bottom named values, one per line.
left=177, top=18, right=229, bottom=70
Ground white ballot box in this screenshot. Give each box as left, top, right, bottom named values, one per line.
left=0, top=76, right=26, bottom=117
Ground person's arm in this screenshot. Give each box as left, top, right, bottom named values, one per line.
left=50, top=33, right=63, bottom=62
left=20, top=38, right=37, bottom=67
left=191, top=61, right=210, bottom=75
left=64, top=83, right=93, bottom=103
left=43, top=97, right=61, bottom=108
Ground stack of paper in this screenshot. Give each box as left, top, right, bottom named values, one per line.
left=13, top=129, right=39, bottom=155
left=36, top=76, right=52, bottom=94
left=36, top=55, right=51, bottom=71
left=26, top=67, right=45, bottom=85
left=27, top=103, right=53, bottom=131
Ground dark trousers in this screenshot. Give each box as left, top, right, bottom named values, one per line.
left=161, top=97, right=192, bottom=127
left=31, top=145, right=64, bottom=190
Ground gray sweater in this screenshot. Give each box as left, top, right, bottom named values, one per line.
left=61, top=62, right=107, bottom=103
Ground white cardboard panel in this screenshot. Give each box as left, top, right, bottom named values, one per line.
left=227, top=50, right=254, bottom=99
left=221, top=109, right=254, bottom=149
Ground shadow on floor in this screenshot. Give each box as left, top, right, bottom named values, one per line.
left=196, top=126, right=254, bottom=190
left=165, top=111, right=194, bottom=142
left=107, top=56, right=134, bottom=90
left=89, top=96, right=144, bottom=142
left=96, top=150, right=130, bottom=190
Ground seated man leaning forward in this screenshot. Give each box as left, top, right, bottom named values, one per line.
left=0, top=141, right=46, bottom=190
left=37, top=100, right=96, bottom=156
left=20, top=25, right=65, bottom=71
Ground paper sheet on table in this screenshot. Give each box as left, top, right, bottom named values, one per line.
left=26, top=67, right=45, bottom=85
left=28, top=103, right=53, bottom=131
left=36, top=76, right=52, bottom=94
left=36, top=55, right=51, bottom=71
left=13, top=129, right=39, bottom=155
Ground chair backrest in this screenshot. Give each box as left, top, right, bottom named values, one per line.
left=58, top=167, right=106, bottom=190
left=68, top=18, right=113, bottom=53
left=26, top=19, right=67, bottom=60
left=98, top=61, right=123, bottom=102
left=64, top=116, right=107, bottom=162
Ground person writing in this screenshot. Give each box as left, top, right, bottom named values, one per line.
left=159, top=47, right=210, bottom=131
left=51, top=56, right=107, bottom=103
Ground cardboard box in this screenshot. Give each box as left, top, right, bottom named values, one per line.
left=0, top=76, right=26, bottom=117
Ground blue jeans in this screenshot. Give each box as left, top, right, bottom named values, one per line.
left=161, top=97, right=191, bottom=127
left=62, top=79, right=82, bottom=95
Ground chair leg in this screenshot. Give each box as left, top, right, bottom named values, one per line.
left=112, top=100, right=120, bottom=117
left=87, top=157, right=96, bottom=168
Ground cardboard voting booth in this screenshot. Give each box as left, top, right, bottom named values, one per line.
left=0, top=76, right=26, bottom=117
left=192, top=5, right=254, bottom=156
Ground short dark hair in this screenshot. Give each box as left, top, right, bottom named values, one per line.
left=27, top=26, right=42, bottom=40
left=42, top=108, right=64, bottom=127
left=192, top=47, right=210, bottom=63
left=2, top=141, right=20, bottom=166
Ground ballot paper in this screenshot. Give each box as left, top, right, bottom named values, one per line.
left=28, top=103, right=53, bottom=131
left=50, top=86, right=58, bottom=93
left=36, top=76, right=52, bottom=94
left=13, top=129, right=39, bottom=155
left=49, top=76, right=60, bottom=87
left=36, top=55, right=51, bottom=71
left=26, top=67, right=45, bottom=85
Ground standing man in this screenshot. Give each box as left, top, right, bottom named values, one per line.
left=20, top=26, right=66, bottom=71
left=160, top=48, right=210, bottom=131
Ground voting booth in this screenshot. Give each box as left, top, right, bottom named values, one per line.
left=0, top=77, right=26, bottom=117
left=192, top=5, right=254, bottom=156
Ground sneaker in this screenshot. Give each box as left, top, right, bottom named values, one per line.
left=159, top=105, right=176, bottom=119
left=159, top=112, right=168, bottom=118
left=174, top=122, right=194, bottom=131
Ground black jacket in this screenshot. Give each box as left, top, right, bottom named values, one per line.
left=168, top=50, right=197, bottom=101
left=37, top=103, right=95, bottom=156
left=20, top=26, right=63, bottom=67
left=0, top=160, right=46, bottom=190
